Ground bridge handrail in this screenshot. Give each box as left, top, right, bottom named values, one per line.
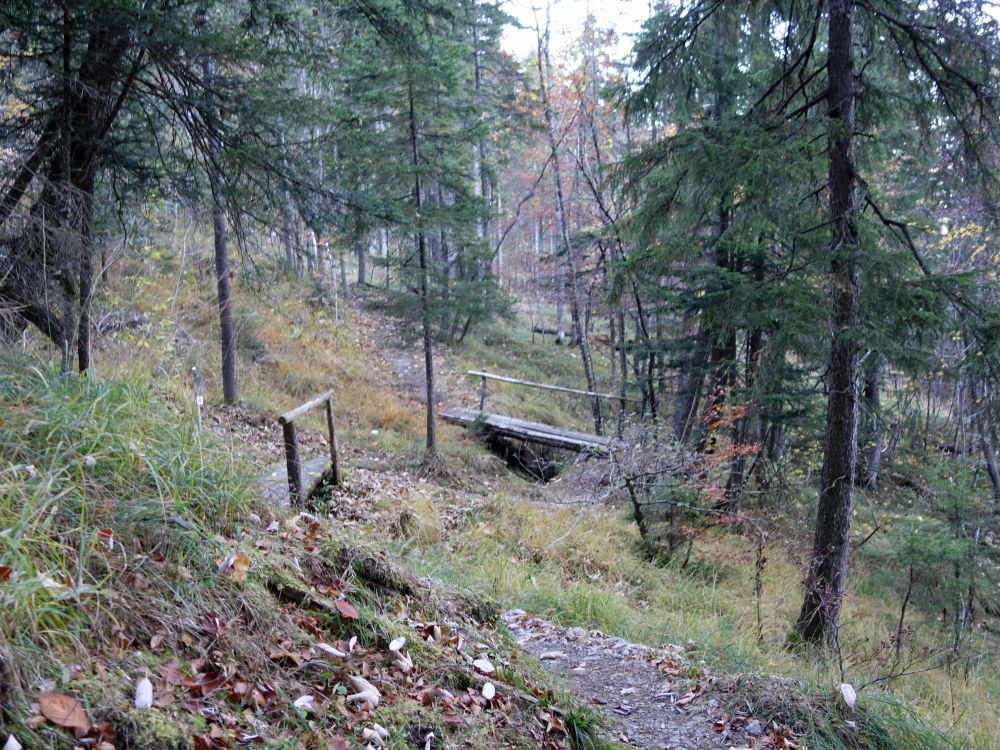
left=467, top=370, right=641, bottom=409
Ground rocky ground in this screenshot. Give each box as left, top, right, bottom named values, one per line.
left=502, top=610, right=766, bottom=750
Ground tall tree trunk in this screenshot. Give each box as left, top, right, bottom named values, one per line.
left=311, top=229, right=323, bottom=274
left=796, top=0, right=861, bottom=645
left=201, top=58, right=237, bottom=404
left=969, top=377, right=1000, bottom=511
left=617, top=307, right=629, bottom=437
left=282, top=189, right=297, bottom=272
left=536, top=16, right=601, bottom=435
left=672, top=312, right=707, bottom=442
left=77, top=175, right=95, bottom=372
left=210, top=174, right=236, bottom=404
left=408, top=80, right=436, bottom=456
left=859, top=358, right=883, bottom=490
left=725, top=327, right=762, bottom=504
left=356, top=231, right=367, bottom=286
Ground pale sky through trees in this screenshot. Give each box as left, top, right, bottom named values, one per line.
left=500, top=1, right=1000, bottom=62
left=501, top=0, right=648, bottom=60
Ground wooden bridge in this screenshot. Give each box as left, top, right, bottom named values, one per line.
left=440, top=370, right=632, bottom=454
left=439, top=407, right=617, bottom=453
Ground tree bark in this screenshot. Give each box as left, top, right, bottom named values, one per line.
left=859, top=358, right=883, bottom=491
left=202, top=57, right=237, bottom=404
left=356, top=231, right=367, bottom=286
left=282, top=189, right=297, bottom=273
left=796, top=0, right=861, bottom=646
left=77, top=177, right=95, bottom=372
left=969, top=378, right=1000, bottom=511
left=408, top=80, right=436, bottom=456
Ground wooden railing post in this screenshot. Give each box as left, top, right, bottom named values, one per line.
left=479, top=375, right=487, bottom=411
left=281, top=420, right=303, bottom=504
left=277, top=388, right=339, bottom=504
left=325, top=396, right=341, bottom=486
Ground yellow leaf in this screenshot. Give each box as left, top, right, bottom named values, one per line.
left=229, top=552, right=250, bottom=584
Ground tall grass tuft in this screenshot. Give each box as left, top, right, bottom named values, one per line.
left=0, top=361, right=252, bottom=704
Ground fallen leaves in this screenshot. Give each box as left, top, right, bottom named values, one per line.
left=38, top=691, right=90, bottom=733
left=335, top=599, right=359, bottom=620
left=40, top=575, right=74, bottom=598
left=218, top=549, right=250, bottom=584
left=361, top=723, right=389, bottom=745
left=472, top=657, right=495, bottom=674
left=674, top=683, right=704, bottom=706
left=97, top=527, right=114, bottom=551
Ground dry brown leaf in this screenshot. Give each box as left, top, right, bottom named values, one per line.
left=38, top=692, right=90, bottom=733
left=335, top=599, right=359, bottom=620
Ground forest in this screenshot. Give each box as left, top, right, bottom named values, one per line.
left=2, top=1, right=1000, bottom=749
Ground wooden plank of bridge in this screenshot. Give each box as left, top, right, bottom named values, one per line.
left=440, top=407, right=617, bottom=453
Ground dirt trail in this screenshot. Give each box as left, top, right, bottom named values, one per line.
left=502, top=611, right=755, bottom=750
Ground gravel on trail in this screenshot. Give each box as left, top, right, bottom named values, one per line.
left=502, top=610, right=758, bottom=750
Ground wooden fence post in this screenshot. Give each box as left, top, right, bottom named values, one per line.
left=282, top=420, right=302, bottom=504
left=479, top=376, right=487, bottom=411
left=325, top=396, right=341, bottom=486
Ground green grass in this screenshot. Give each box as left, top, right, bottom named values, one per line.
left=0, top=360, right=257, bottom=743
left=0, top=359, right=251, bottom=627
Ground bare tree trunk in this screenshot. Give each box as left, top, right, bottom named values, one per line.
left=672, top=311, right=707, bottom=442
left=408, top=81, right=436, bottom=456
left=310, top=229, right=323, bottom=274
left=356, top=231, right=367, bottom=286
left=617, top=308, right=628, bottom=437
left=199, top=54, right=238, bottom=404
left=796, top=0, right=860, bottom=646
left=77, top=177, right=94, bottom=372
left=969, top=378, right=1000, bottom=511
left=210, top=172, right=237, bottom=404
left=859, top=358, right=883, bottom=491
left=282, top=189, right=297, bottom=272
left=339, top=247, right=349, bottom=301
left=725, top=327, right=761, bottom=504
left=536, top=11, right=601, bottom=434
